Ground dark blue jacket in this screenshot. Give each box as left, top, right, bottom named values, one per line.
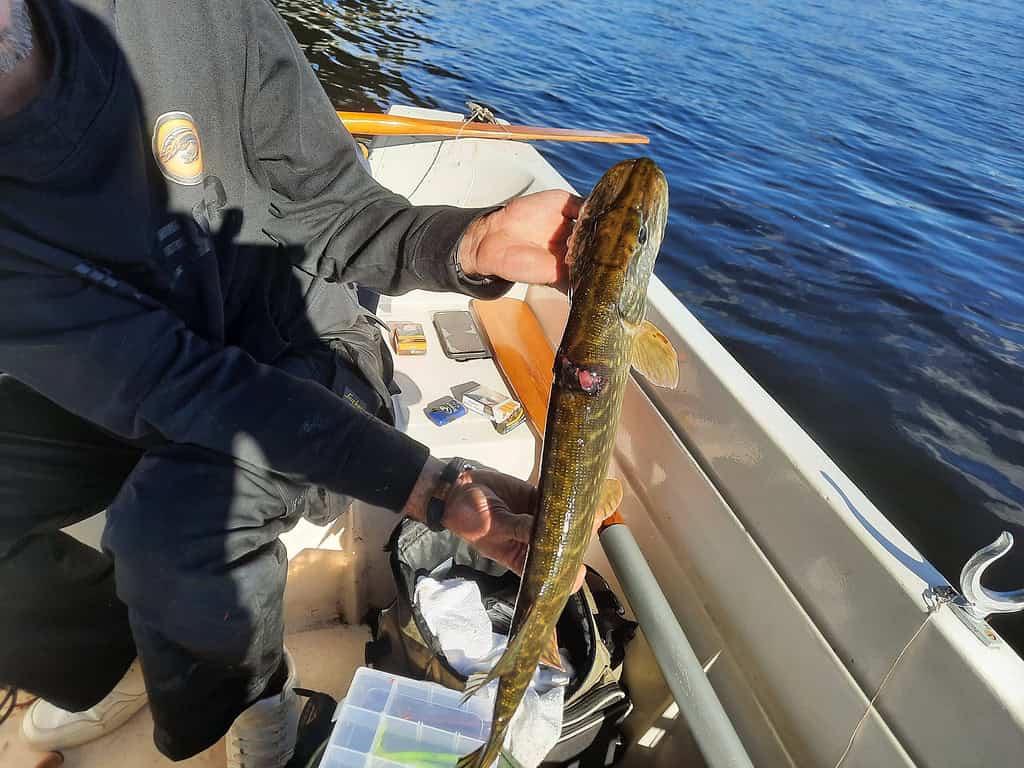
left=0, top=0, right=504, bottom=509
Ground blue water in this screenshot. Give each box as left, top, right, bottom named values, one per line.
left=275, top=0, right=1024, bottom=646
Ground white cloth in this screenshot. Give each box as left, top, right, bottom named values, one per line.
left=414, top=576, right=494, bottom=659
left=414, top=576, right=569, bottom=768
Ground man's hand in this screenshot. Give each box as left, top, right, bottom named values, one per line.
left=457, top=190, right=583, bottom=286
left=441, top=468, right=534, bottom=575
left=402, top=458, right=607, bottom=591
left=444, top=467, right=601, bottom=592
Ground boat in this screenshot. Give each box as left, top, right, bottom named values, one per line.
left=2, top=105, right=1022, bottom=768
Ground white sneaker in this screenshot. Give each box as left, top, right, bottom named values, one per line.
left=226, top=649, right=301, bottom=768
left=21, top=659, right=148, bottom=751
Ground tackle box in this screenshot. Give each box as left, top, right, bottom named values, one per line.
left=320, top=667, right=495, bottom=768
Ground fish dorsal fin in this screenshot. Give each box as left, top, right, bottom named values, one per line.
left=539, top=628, right=564, bottom=671
left=632, top=320, right=679, bottom=388
left=596, top=478, right=623, bottom=524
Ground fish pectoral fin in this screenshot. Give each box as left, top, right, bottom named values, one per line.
left=596, top=478, right=624, bottom=524
left=632, top=320, right=680, bottom=389
left=539, top=628, right=564, bottom=671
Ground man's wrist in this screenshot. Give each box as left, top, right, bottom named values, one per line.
left=401, top=455, right=446, bottom=524
left=450, top=211, right=513, bottom=300
left=424, top=458, right=473, bottom=531
left=455, top=214, right=487, bottom=279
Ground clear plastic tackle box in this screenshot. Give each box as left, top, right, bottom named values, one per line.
left=320, top=667, right=495, bottom=768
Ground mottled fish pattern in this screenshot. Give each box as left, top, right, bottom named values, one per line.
left=459, top=158, right=670, bottom=768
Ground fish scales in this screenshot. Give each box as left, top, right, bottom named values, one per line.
left=459, top=157, right=669, bottom=768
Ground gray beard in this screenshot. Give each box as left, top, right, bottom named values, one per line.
left=0, top=0, right=34, bottom=75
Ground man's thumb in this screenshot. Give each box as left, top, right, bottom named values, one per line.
left=494, top=508, right=533, bottom=544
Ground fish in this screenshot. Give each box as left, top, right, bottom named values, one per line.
left=458, top=157, right=678, bottom=768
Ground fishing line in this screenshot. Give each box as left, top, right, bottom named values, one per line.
left=458, top=114, right=511, bottom=206
left=404, top=108, right=511, bottom=204
left=832, top=591, right=952, bottom=768
left=405, top=113, right=473, bottom=202
left=404, top=132, right=446, bottom=201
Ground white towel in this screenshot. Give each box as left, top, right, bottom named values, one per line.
left=414, top=577, right=494, bottom=659
left=414, top=576, right=569, bottom=768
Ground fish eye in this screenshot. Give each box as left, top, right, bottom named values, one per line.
left=637, top=225, right=648, bottom=246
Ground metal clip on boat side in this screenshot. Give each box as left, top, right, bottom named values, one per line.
left=949, top=531, right=1024, bottom=647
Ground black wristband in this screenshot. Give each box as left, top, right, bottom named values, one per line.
left=450, top=231, right=514, bottom=300
left=425, top=458, right=471, bottom=532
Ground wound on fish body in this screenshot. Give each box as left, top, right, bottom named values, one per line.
left=555, top=352, right=608, bottom=396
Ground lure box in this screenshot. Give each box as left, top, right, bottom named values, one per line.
left=424, top=396, right=467, bottom=427
left=390, top=322, right=428, bottom=356
left=321, top=667, right=495, bottom=768
left=454, top=382, right=522, bottom=425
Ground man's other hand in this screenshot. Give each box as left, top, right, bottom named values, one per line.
left=443, top=467, right=594, bottom=592
left=457, top=190, right=583, bottom=286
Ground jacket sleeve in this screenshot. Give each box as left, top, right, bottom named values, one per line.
left=0, top=253, right=428, bottom=511
left=248, top=0, right=509, bottom=299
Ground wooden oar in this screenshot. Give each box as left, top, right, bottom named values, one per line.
left=470, top=297, right=556, bottom=435
left=338, top=111, right=649, bottom=144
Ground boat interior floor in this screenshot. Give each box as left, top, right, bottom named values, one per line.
left=0, top=623, right=369, bottom=768
left=0, top=616, right=703, bottom=768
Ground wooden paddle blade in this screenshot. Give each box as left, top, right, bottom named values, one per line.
left=338, top=111, right=649, bottom=144
left=470, top=298, right=555, bottom=435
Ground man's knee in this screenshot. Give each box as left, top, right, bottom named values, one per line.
left=101, top=447, right=287, bottom=576
left=106, top=510, right=287, bottom=664
left=101, top=451, right=290, bottom=662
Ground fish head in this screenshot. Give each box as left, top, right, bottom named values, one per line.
left=567, top=157, right=669, bottom=326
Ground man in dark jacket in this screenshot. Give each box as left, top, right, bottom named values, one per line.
left=0, top=0, right=581, bottom=763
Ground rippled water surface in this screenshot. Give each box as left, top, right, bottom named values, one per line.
left=274, top=0, right=1024, bottom=646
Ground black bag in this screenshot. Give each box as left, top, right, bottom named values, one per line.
left=365, top=518, right=637, bottom=767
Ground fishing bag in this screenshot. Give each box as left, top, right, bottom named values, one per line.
left=365, top=518, right=637, bottom=767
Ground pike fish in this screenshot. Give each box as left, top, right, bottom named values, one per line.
left=458, top=157, right=678, bottom=768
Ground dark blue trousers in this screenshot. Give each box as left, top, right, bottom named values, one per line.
left=0, top=333, right=388, bottom=759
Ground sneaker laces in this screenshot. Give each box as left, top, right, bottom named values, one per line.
left=0, top=685, right=37, bottom=726
left=0, top=685, right=15, bottom=726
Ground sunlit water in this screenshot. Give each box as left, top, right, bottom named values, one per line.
left=274, top=0, right=1024, bottom=648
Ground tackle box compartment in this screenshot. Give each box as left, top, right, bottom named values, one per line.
left=321, top=667, right=495, bottom=768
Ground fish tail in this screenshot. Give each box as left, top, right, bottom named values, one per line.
left=456, top=734, right=507, bottom=768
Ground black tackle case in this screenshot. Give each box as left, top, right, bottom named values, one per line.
left=365, top=518, right=637, bottom=767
